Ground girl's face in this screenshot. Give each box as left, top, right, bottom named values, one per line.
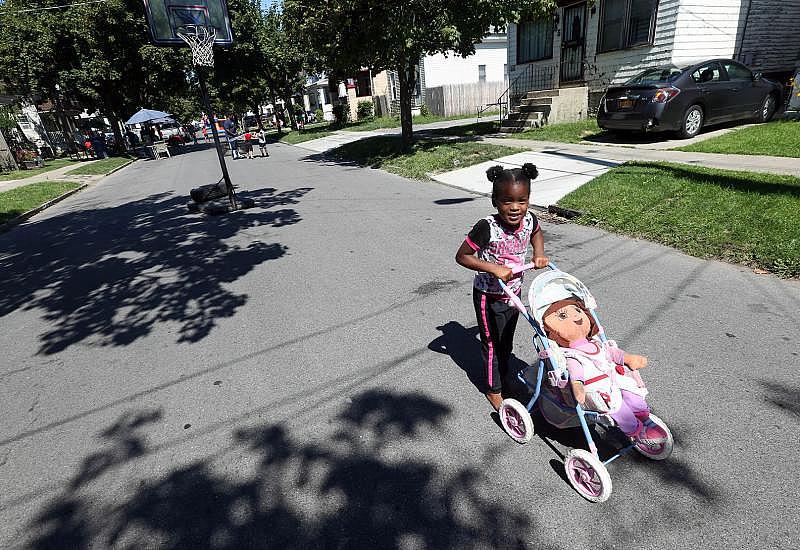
left=495, top=181, right=530, bottom=227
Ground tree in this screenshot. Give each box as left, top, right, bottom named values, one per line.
left=0, top=0, right=198, bottom=152
left=284, top=0, right=555, bottom=147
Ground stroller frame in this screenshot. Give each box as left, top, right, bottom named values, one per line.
left=496, top=262, right=672, bottom=501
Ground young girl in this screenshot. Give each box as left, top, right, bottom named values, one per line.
left=456, top=163, right=549, bottom=411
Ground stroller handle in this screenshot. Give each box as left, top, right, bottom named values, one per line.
left=511, top=261, right=558, bottom=275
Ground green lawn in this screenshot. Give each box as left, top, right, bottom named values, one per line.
left=672, top=120, right=800, bottom=157
left=557, top=161, right=800, bottom=278
left=0, top=180, right=81, bottom=224
left=339, top=112, right=491, bottom=132
left=328, top=135, right=523, bottom=181
left=507, top=119, right=603, bottom=143
left=274, top=127, right=334, bottom=144
left=65, top=156, right=133, bottom=176
left=0, top=158, right=77, bottom=182
left=425, top=121, right=500, bottom=137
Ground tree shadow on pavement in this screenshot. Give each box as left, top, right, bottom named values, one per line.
left=0, top=187, right=311, bottom=355
left=24, top=390, right=536, bottom=549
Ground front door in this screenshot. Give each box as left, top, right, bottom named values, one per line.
left=560, top=3, right=586, bottom=84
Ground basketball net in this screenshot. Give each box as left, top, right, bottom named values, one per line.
left=176, top=24, right=216, bottom=67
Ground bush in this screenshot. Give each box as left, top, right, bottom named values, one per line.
left=357, top=100, right=374, bottom=120
left=419, top=104, right=432, bottom=117
left=332, top=103, right=349, bottom=125
left=315, top=108, right=324, bottom=123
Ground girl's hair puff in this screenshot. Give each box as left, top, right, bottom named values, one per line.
left=486, top=163, right=538, bottom=206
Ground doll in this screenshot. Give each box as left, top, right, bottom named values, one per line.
left=542, top=298, right=667, bottom=446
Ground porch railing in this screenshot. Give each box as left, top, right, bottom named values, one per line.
left=489, top=63, right=558, bottom=122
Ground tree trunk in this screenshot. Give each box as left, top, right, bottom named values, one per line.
left=270, top=93, right=282, bottom=135
left=397, top=61, right=416, bottom=149
left=253, top=103, right=263, bottom=130
left=109, top=115, right=125, bottom=155
left=283, top=94, right=298, bottom=131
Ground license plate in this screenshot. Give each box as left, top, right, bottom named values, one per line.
left=618, top=98, right=634, bottom=109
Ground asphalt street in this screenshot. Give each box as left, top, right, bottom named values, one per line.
left=1, top=141, right=798, bottom=549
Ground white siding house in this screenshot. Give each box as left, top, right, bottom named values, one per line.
left=506, top=0, right=800, bottom=122
left=423, top=33, right=508, bottom=87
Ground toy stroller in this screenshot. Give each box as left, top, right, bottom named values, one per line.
left=496, top=263, right=674, bottom=502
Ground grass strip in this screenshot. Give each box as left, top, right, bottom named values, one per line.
left=513, top=119, right=603, bottom=143
left=339, top=113, right=495, bottom=132
left=0, top=180, right=81, bottom=224
left=65, top=156, right=132, bottom=176
left=275, top=128, right=334, bottom=144
left=557, top=161, right=800, bottom=278
left=0, top=158, right=78, bottom=182
left=672, top=120, right=800, bottom=157
left=328, top=135, right=523, bottom=181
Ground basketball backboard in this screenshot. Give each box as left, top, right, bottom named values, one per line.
left=142, top=0, right=233, bottom=46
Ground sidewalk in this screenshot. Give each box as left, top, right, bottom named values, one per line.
left=0, top=159, right=103, bottom=193
left=293, top=117, right=486, bottom=152
left=287, top=117, right=800, bottom=209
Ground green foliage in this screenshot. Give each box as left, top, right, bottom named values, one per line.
left=357, top=100, right=374, bottom=120
left=332, top=104, right=349, bottom=125
left=419, top=104, right=431, bottom=117
left=284, top=0, right=554, bottom=144
left=315, top=108, right=324, bottom=122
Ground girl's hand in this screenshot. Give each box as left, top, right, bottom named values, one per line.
left=533, top=256, right=549, bottom=268
left=493, top=265, right=514, bottom=282
left=624, top=354, right=648, bottom=370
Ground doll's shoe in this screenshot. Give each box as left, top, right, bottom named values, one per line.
left=633, top=420, right=668, bottom=448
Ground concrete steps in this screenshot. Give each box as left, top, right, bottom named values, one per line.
left=499, top=89, right=558, bottom=133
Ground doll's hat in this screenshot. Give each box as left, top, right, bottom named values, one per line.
left=529, top=270, right=597, bottom=326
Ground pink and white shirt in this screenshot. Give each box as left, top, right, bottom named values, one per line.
left=466, top=212, right=539, bottom=295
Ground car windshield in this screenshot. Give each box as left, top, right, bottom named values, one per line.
left=625, top=66, right=683, bottom=85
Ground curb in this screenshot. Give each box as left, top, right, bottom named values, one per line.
left=0, top=183, right=88, bottom=234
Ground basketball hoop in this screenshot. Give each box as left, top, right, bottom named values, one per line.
left=176, top=24, right=216, bottom=67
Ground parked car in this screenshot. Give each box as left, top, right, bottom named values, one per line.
left=597, top=59, right=783, bottom=138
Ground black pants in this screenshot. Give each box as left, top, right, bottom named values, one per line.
left=473, top=288, right=519, bottom=393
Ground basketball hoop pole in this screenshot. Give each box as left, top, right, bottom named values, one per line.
left=176, top=24, right=238, bottom=210
left=197, top=68, right=237, bottom=209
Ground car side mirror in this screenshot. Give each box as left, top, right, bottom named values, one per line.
left=753, top=72, right=763, bottom=81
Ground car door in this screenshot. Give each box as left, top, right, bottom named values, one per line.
left=721, top=61, right=762, bottom=118
left=689, top=62, right=729, bottom=123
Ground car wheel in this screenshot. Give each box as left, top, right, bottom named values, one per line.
left=679, top=105, right=704, bottom=139
left=758, top=94, right=777, bottom=123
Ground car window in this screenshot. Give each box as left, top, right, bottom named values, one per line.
left=691, top=63, right=724, bottom=84
left=723, top=61, right=752, bottom=81
left=625, top=66, right=683, bottom=85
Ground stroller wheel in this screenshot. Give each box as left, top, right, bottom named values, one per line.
left=565, top=449, right=612, bottom=502
left=499, top=399, right=533, bottom=444
left=633, top=413, right=674, bottom=461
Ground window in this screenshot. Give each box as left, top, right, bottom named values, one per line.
left=517, top=17, right=554, bottom=63
left=722, top=61, right=752, bottom=81
left=478, top=65, right=486, bottom=82
left=355, top=70, right=371, bottom=97
left=691, top=62, right=723, bottom=84
left=598, top=0, right=658, bottom=53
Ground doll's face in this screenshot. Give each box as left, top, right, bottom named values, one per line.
left=544, top=303, right=592, bottom=344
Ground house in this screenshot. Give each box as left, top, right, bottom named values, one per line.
left=422, top=32, right=509, bottom=117
left=303, top=68, right=424, bottom=122
left=423, top=32, right=508, bottom=87
left=503, top=0, right=800, bottom=131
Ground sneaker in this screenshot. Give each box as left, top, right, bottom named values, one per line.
left=634, top=419, right=668, bottom=448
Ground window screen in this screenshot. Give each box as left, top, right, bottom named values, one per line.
left=518, top=18, right=554, bottom=63
left=599, top=0, right=658, bottom=53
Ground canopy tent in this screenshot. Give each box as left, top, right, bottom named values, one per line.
left=125, top=108, right=172, bottom=125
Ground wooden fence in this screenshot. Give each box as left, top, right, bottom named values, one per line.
left=424, top=81, right=506, bottom=117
